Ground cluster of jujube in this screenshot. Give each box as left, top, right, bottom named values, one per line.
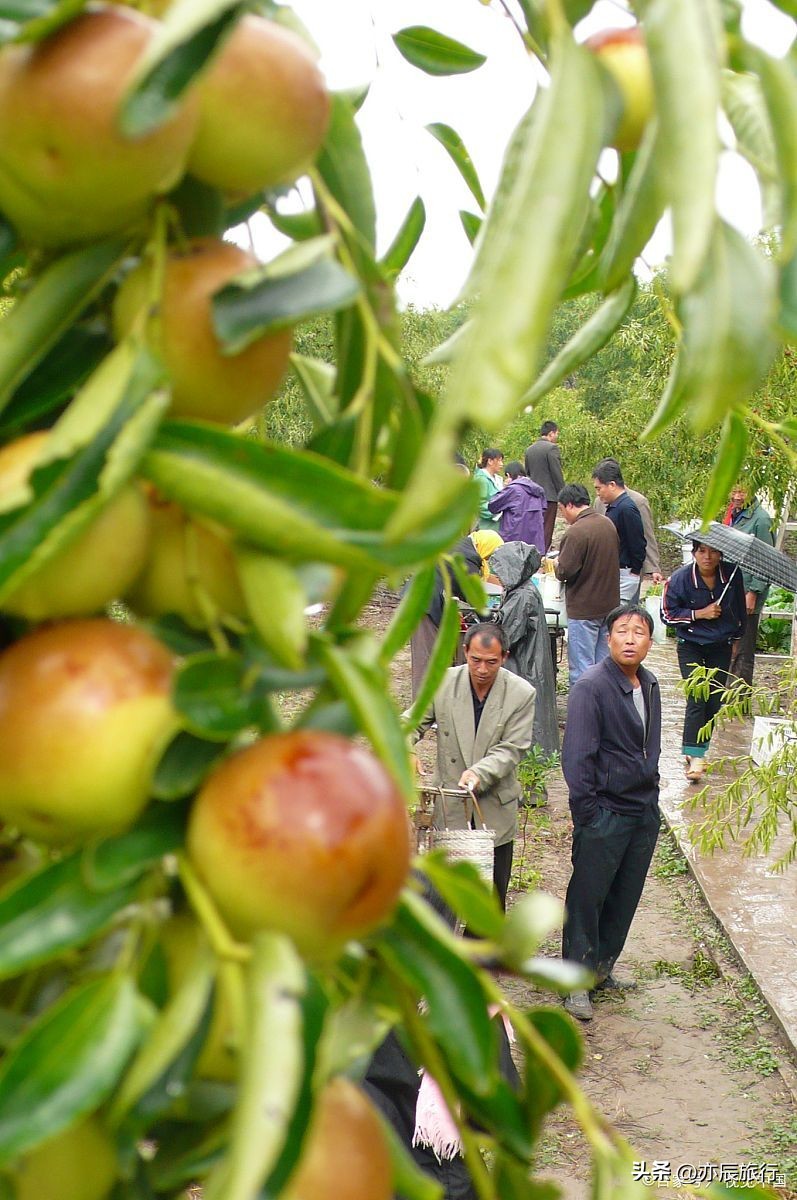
left=0, top=7, right=408, bottom=1196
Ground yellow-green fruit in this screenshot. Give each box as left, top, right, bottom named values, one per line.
left=188, top=15, right=330, bottom=194
left=0, top=619, right=177, bottom=844
left=11, top=1117, right=117, bottom=1200
left=186, top=732, right=412, bottom=961
left=113, top=239, right=293, bottom=424
left=0, top=6, right=198, bottom=248
left=586, top=26, right=654, bottom=153
left=126, top=491, right=245, bottom=628
left=160, top=914, right=236, bottom=1082
left=284, top=1078, right=392, bottom=1200
left=0, top=432, right=151, bottom=620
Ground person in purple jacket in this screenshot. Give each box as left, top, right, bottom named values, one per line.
left=487, top=461, right=546, bottom=552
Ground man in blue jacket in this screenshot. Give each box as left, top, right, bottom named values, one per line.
left=560, top=603, right=661, bottom=1021
left=592, top=458, right=646, bottom=604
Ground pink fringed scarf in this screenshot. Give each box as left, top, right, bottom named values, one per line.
left=412, top=1010, right=515, bottom=1162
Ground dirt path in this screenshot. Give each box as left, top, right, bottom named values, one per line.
left=377, top=592, right=797, bottom=1195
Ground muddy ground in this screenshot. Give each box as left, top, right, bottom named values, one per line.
left=374, top=588, right=797, bottom=1198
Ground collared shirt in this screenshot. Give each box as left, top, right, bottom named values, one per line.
left=470, top=680, right=489, bottom=732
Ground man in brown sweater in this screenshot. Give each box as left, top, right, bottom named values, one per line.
left=554, top=484, right=620, bottom=684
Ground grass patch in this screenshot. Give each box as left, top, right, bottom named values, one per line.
left=653, top=829, right=690, bottom=879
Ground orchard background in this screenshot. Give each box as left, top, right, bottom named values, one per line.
left=0, top=0, right=793, bottom=1198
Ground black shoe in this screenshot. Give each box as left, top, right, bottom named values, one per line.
left=593, top=972, right=638, bottom=993
left=564, top=990, right=594, bottom=1021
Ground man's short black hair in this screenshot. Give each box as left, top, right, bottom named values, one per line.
left=540, top=420, right=558, bottom=436
left=505, top=460, right=525, bottom=479
left=591, top=457, right=624, bottom=486
left=558, top=483, right=590, bottom=507
left=463, top=622, right=509, bottom=653
left=605, top=603, right=654, bottom=636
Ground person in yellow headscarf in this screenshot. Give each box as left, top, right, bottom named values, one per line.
left=408, top=531, right=504, bottom=697
left=470, top=529, right=504, bottom=580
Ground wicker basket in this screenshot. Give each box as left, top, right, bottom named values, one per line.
left=415, top=786, right=495, bottom=884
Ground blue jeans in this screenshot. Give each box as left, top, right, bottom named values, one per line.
left=567, top=617, right=611, bottom=685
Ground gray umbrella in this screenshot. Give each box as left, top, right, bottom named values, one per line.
left=682, top=521, right=797, bottom=592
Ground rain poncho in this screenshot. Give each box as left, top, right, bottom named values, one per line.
left=489, top=541, right=559, bottom=755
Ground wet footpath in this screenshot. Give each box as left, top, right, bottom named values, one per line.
left=650, top=640, right=797, bottom=1057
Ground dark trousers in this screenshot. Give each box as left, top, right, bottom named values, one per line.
left=729, top=613, right=760, bottom=687
left=677, top=639, right=732, bottom=752
left=493, top=841, right=513, bottom=911
left=562, top=805, right=660, bottom=980
left=542, top=501, right=557, bottom=553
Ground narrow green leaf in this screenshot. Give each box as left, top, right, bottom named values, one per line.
left=721, top=69, right=779, bottom=232
left=380, top=566, right=436, bottom=665
left=501, top=893, right=564, bottom=967
left=524, top=1006, right=583, bottom=1125
left=121, top=0, right=244, bottom=137
left=701, top=411, right=747, bottom=523
left=0, top=326, right=112, bottom=439
left=87, top=802, right=188, bottom=890
left=265, top=204, right=323, bottom=242
left=0, top=976, right=141, bottom=1164
left=235, top=549, right=308, bottom=670
left=0, top=856, right=139, bottom=981
left=377, top=893, right=497, bottom=1096
left=382, top=1122, right=444, bottom=1200
left=644, top=222, right=778, bottom=437
left=521, top=277, right=637, bottom=406
left=111, top=940, right=214, bottom=1122
left=426, top=123, right=486, bottom=212
left=644, top=0, right=722, bottom=293
left=393, top=26, right=486, bottom=76
left=389, top=33, right=605, bottom=546
left=381, top=197, right=426, bottom=278
left=743, top=45, right=797, bottom=259
left=202, top=934, right=305, bottom=1200
left=402, top=595, right=461, bottom=734
left=174, top=652, right=271, bottom=740
left=213, top=258, right=360, bottom=353
left=0, top=238, right=127, bottom=411
left=1, top=0, right=85, bottom=46
left=316, top=93, right=376, bottom=251
left=142, top=421, right=477, bottom=572
left=447, top=554, right=488, bottom=612
left=0, top=344, right=166, bottom=600
left=152, top=731, right=226, bottom=801
left=290, top=353, right=337, bottom=428
left=318, top=640, right=416, bottom=802
left=459, top=210, right=482, bottom=246
left=598, top=121, right=663, bottom=291
left=418, top=855, right=505, bottom=941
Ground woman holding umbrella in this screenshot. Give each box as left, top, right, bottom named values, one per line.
left=662, top=539, right=747, bottom=782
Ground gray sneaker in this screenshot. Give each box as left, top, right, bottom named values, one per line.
left=564, top=990, right=594, bottom=1021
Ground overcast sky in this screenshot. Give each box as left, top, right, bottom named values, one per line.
left=236, top=0, right=796, bottom=308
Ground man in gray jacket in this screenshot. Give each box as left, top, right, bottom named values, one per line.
left=411, top=622, right=536, bottom=909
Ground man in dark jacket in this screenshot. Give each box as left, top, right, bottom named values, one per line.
left=591, top=458, right=646, bottom=604
left=524, top=421, right=564, bottom=552
left=560, top=603, right=661, bottom=1022
left=487, top=462, right=546, bottom=552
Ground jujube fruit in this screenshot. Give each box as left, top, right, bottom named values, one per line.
left=282, top=1078, right=392, bottom=1200
left=187, top=15, right=330, bottom=195
left=112, top=239, right=293, bottom=424
left=0, top=5, right=198, bottom=247
left=186, top=731, right=412, bottom=960
left=10, top=1117, right=116, bottom=1200
left=0, top=432, right=151, bottom=621
left=586, top=26, right=654, bottom=153
left=125, top=490, right=245, bottom=628
left=0, top=619, right=177, bottom=843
